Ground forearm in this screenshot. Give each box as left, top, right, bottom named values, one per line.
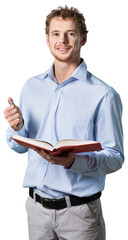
left=71, top=91, right=124, bottom=178
left=6, top=126, right=28, bottom=153
left=70, top=149, right=124, bottom=177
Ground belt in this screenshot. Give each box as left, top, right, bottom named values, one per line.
left=29, top=188, right=101, bottom=210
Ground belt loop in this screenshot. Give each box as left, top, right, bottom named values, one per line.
left=65, top=196, right=72, bottom=208
left=33, top=190, right=36, bottom=203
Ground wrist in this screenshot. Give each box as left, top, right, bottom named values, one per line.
left=66, top=157, right=75, bottom=169
left=12, top=118, right=24, bottom=131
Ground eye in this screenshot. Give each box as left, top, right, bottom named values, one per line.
left=53, top=33, right=59, bottom=37
left=68, top=32, right=75, bottom=36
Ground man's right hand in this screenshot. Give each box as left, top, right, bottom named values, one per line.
left=3, top=97, right=24, bottom=131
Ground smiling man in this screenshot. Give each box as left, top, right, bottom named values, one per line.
left=46, top=16, right=86, bottom=67
left=4, top=6, right=124, bottom=240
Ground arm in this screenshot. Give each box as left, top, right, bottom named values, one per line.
left=4, top=97, right=28, bottom=153
left=70, top=92, right=124, bottom=177
left=32, top=91, right=124, bottom=174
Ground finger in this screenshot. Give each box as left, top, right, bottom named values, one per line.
left=40, top=149, right=53, bottom=160
left=10, top=119, right=21, bottom=128
left=4, top=105, right=17, bottom=118
left=9, top=116, right=21, bottom=126
left=53, top=149, right=74, bottom=160
left=4, top=105, right=21, bottom=120
left=67, top=149, right=75, bottom=157
left=7, top=112, right=21, bottom=122
left=6, top=107, right=18, bottom=117
left=4, top=104, right=13, bottom=116
left=4, top=97, right=14, bottom=116
left=33, top=148, right=51, bottom=159
left=33, top=147, right=41, bottom=154
left=52, top=150, right=75, bottom=165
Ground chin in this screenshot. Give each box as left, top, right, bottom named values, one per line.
left=54, top=54, right=73, bottom=63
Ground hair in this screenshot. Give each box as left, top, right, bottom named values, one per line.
left=45, top=5, right=88, bottom=36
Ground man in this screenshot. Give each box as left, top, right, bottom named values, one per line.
left=4, top=6, right=124, bottom=240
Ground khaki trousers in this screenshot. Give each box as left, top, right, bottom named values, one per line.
left=26, top=196, right=105, bottom=240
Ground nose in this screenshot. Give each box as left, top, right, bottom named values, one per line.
left=59, top=33, right=68, bottom=44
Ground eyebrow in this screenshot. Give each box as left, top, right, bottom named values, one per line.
left=50, top=30, right=78, bottom=34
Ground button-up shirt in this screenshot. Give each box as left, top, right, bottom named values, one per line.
left=6, top=60, right=124, bottom=198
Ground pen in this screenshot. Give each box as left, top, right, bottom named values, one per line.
left=9, top=99, right=14, bottom=105
left=9, top=99, right=20, bottom=130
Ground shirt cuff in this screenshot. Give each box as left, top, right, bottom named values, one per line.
left=6, top=126, right=28, bottom=153
left=7, top=124, right=27, bottom=137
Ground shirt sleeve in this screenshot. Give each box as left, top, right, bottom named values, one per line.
left=6, top=126, right=28, bottom=153
left=70, top=91, right=124, bottom=177
left=6, top=86, right=29, bottom=154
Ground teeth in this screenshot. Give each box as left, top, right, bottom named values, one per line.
left=59, top=48, right=69, bottom=50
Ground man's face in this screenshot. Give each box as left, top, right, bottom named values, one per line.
left=46, top=17, right=86, bottom=63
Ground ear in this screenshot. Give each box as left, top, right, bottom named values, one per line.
left=46, top=34, right=50, bottom=47
left=81, top=34, right=87, bottom=46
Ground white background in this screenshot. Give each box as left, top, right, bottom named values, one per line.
left=0, top=0, right=128, bottom=239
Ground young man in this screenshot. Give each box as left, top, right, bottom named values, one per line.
left=4, top=6, right=124, bottom=240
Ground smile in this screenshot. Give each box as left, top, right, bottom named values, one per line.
left=57, top=47, right=70, bottom=52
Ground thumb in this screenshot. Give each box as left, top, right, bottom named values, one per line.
left=8, top=97, right=14, bottom=105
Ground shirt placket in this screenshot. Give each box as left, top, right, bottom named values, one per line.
left=39, top=86, right=63, bottom=189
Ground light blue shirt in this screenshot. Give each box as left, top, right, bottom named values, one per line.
left=6, top=60, right=124, bottom=198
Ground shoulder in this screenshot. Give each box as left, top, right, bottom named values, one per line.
left=21, top=70, right=49, bottom=91
left=86, top=71, right=120, bottom=102
left=28, top=70, right=48, bottom=84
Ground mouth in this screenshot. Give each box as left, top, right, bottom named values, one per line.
left=56, top=47, right=71, bottom=53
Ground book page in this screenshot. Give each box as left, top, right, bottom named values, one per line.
left=33, top=139, right=54, bottom=151
left=13, top=135, right=54, bottom=151
left=54, top=139, right=96, bottom=149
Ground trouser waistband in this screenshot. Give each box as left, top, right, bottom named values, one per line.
left=29, top=188, right=101, bottom=210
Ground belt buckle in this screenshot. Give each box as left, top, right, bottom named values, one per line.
left=40, top=196, right=68, bottom=210
left=40, top=197, right=53, bottom=209
left=40, top=198, right=61, bottom=210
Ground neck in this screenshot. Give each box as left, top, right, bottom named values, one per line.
left=54, top=58, right=81, bottom=84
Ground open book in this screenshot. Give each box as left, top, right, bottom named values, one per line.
left=12, top=135, right=102, bottom=156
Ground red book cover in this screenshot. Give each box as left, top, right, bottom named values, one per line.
left=12, top=135, right=102, bottom=155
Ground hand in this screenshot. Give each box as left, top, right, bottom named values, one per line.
left=4, top=97, right=24, bottom=131
left=33, top=148, right=75, bottom=168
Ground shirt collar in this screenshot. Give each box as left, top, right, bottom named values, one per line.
left=71, top=59, right=87, bottom=81
left=40, top=58, right=87, bottom=83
